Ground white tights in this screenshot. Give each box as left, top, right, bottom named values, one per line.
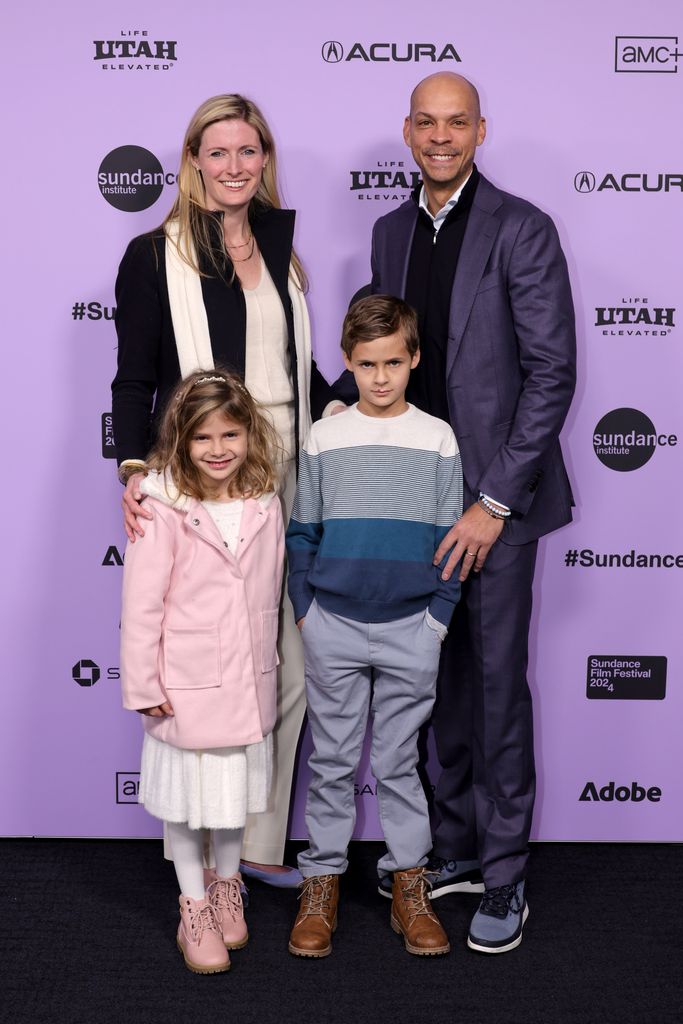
left=166, top=821, right=244, bottom=900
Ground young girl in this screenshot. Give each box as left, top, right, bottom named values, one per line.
left=120, top=370, right=284, bottom=975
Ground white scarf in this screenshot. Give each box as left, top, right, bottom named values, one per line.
left=164, top=220, right=312, bottom=445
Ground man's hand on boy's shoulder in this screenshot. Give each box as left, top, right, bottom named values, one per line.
left=434, top=503, right=505, bottom=583
left=322, top=400, right=348, bottom=418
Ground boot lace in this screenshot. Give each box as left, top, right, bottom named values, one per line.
left=186, top=900, right=220, bottom=943
left=398, top=870, right=438, bottom=922
left=297, top=875, right=335, bottom=921
left=208, top=877, right=243, bottom=923
left=480, top=884, right=523, bottom=919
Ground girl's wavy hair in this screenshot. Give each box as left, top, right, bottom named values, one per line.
left=147, top=369, right=281, bottom=501
left=163, top=93, right=307, bottom=289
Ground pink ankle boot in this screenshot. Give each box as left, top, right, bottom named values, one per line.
left=206, top=870, right=248, bottom=949
left=177, top=895, right=230, bottom=974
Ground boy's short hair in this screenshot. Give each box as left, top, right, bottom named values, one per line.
left=341, top=294, right=419, bottom=358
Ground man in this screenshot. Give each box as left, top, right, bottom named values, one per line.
left=341, top=72, right=576, bottom=953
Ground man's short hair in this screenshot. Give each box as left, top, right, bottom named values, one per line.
left=341, top=295, right=419, bottom=358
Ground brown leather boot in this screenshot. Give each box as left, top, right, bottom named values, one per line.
left=288, top=874, right=339, bottom=957
left=391, top=867, right=450, bottom=956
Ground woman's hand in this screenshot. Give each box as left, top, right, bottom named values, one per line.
left=122, top=473, right=153, bottom=542
left=138, top=701, right=174, bottom=717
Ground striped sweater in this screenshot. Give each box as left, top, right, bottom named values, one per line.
left=286, top=404, right=463, bottom=626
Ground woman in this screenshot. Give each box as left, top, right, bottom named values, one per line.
left=112, top=94, right=338, bottom=885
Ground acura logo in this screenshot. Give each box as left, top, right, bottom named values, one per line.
left=322, top=40, right=344, bottom=62
left=574, top=170, right=596, bottom=193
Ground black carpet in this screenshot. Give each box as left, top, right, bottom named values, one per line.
left=2, top=839, right=681, bottom=1024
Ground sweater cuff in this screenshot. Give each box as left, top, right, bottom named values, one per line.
left=427, top=595, right=457, bottom=630
left=289, top=582, right=316, bottom=623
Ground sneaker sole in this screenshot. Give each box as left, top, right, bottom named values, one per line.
left=378, top=879, right=485, bottom=900
left=467, top=904, right=529, bottom=955
left=177, top=940, right=230, bottom=974
left=390, top=914, right=450, bottom=956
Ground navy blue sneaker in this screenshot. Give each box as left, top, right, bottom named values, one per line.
left=378, top=856, right=485, bottom=899
left=467, top=880, right=528, bottom=954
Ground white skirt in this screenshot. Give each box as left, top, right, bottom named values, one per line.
left=139, top=732, right=273, bottom=831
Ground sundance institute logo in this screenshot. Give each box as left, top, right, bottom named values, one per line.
left=98, top=146, right=177, bottom=212
left=593, top=408, right=677, bottom=471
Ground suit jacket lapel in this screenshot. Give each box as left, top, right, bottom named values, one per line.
left=385, top=202, right=418, bottom=297
left=446, top=177, right=501, bottom=378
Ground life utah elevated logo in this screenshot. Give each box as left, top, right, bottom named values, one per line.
left=93, top=29, right=178, bottom=72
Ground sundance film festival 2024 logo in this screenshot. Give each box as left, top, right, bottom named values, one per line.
left=593, top=408, right=677, bottom=470
left=321, top=40, right=461, bottom=63
left=93, top=30, right=177, bottom=71
left=98, top=146, right=177, bottom=212
left=586, top=656, right=667, bottom=700
left=595, top=297, right=675, bottom=337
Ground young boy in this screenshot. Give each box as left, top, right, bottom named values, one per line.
left=285, top=295, right=463, bottom=958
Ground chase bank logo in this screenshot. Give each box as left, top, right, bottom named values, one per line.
left=575, top=171, right=596, bottom=193
left=322, top=40, right=344, bottom=62
left=72, top=659, right=101, bottom=687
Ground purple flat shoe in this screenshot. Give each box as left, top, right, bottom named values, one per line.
left=239, top=862, right=303, bottom=888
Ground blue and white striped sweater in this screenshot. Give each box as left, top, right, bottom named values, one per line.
left=286, top=404, right=463, bottom=626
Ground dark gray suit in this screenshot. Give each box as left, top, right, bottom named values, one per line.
left=369, top=171, right=576, bottom=885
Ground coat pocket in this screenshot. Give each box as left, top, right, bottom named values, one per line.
left=163, top=627, right=221, bottom=689
left=260, top=609, right=280, bottom=672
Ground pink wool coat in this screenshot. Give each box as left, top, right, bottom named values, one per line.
left=120, top=473, right=285, bottom=750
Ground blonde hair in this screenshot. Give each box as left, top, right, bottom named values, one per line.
left=163, top=94, right=307, bottom=288
left=147, top=369, right=281, bottom=500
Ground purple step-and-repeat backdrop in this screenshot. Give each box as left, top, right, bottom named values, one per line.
left=2, top=0, right=680, bottom=839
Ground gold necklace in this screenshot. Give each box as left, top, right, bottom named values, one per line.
left=225, top=229, right=253, bottom=249
left=227, top=236, right=256, bottom=263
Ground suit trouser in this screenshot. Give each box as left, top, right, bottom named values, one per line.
left=431, top=534, right=538, bottom=889
left=163, top=461, right=307, bottom=865
left=298, top=602, right=442, bottom=878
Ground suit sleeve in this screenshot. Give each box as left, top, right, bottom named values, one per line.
left=120, top=503, right=174, bottom=711
left=285, top=434, right=323, bottom=620
left=477, top=211, right=576, bottom=515
left=428, top=434, right=464, bottom=627
left=309, top=359, right=340, bottom=421
left=111, top=235, right=162, bottom=465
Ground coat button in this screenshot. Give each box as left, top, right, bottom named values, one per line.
left=192, top=518, right=200, bottom=526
